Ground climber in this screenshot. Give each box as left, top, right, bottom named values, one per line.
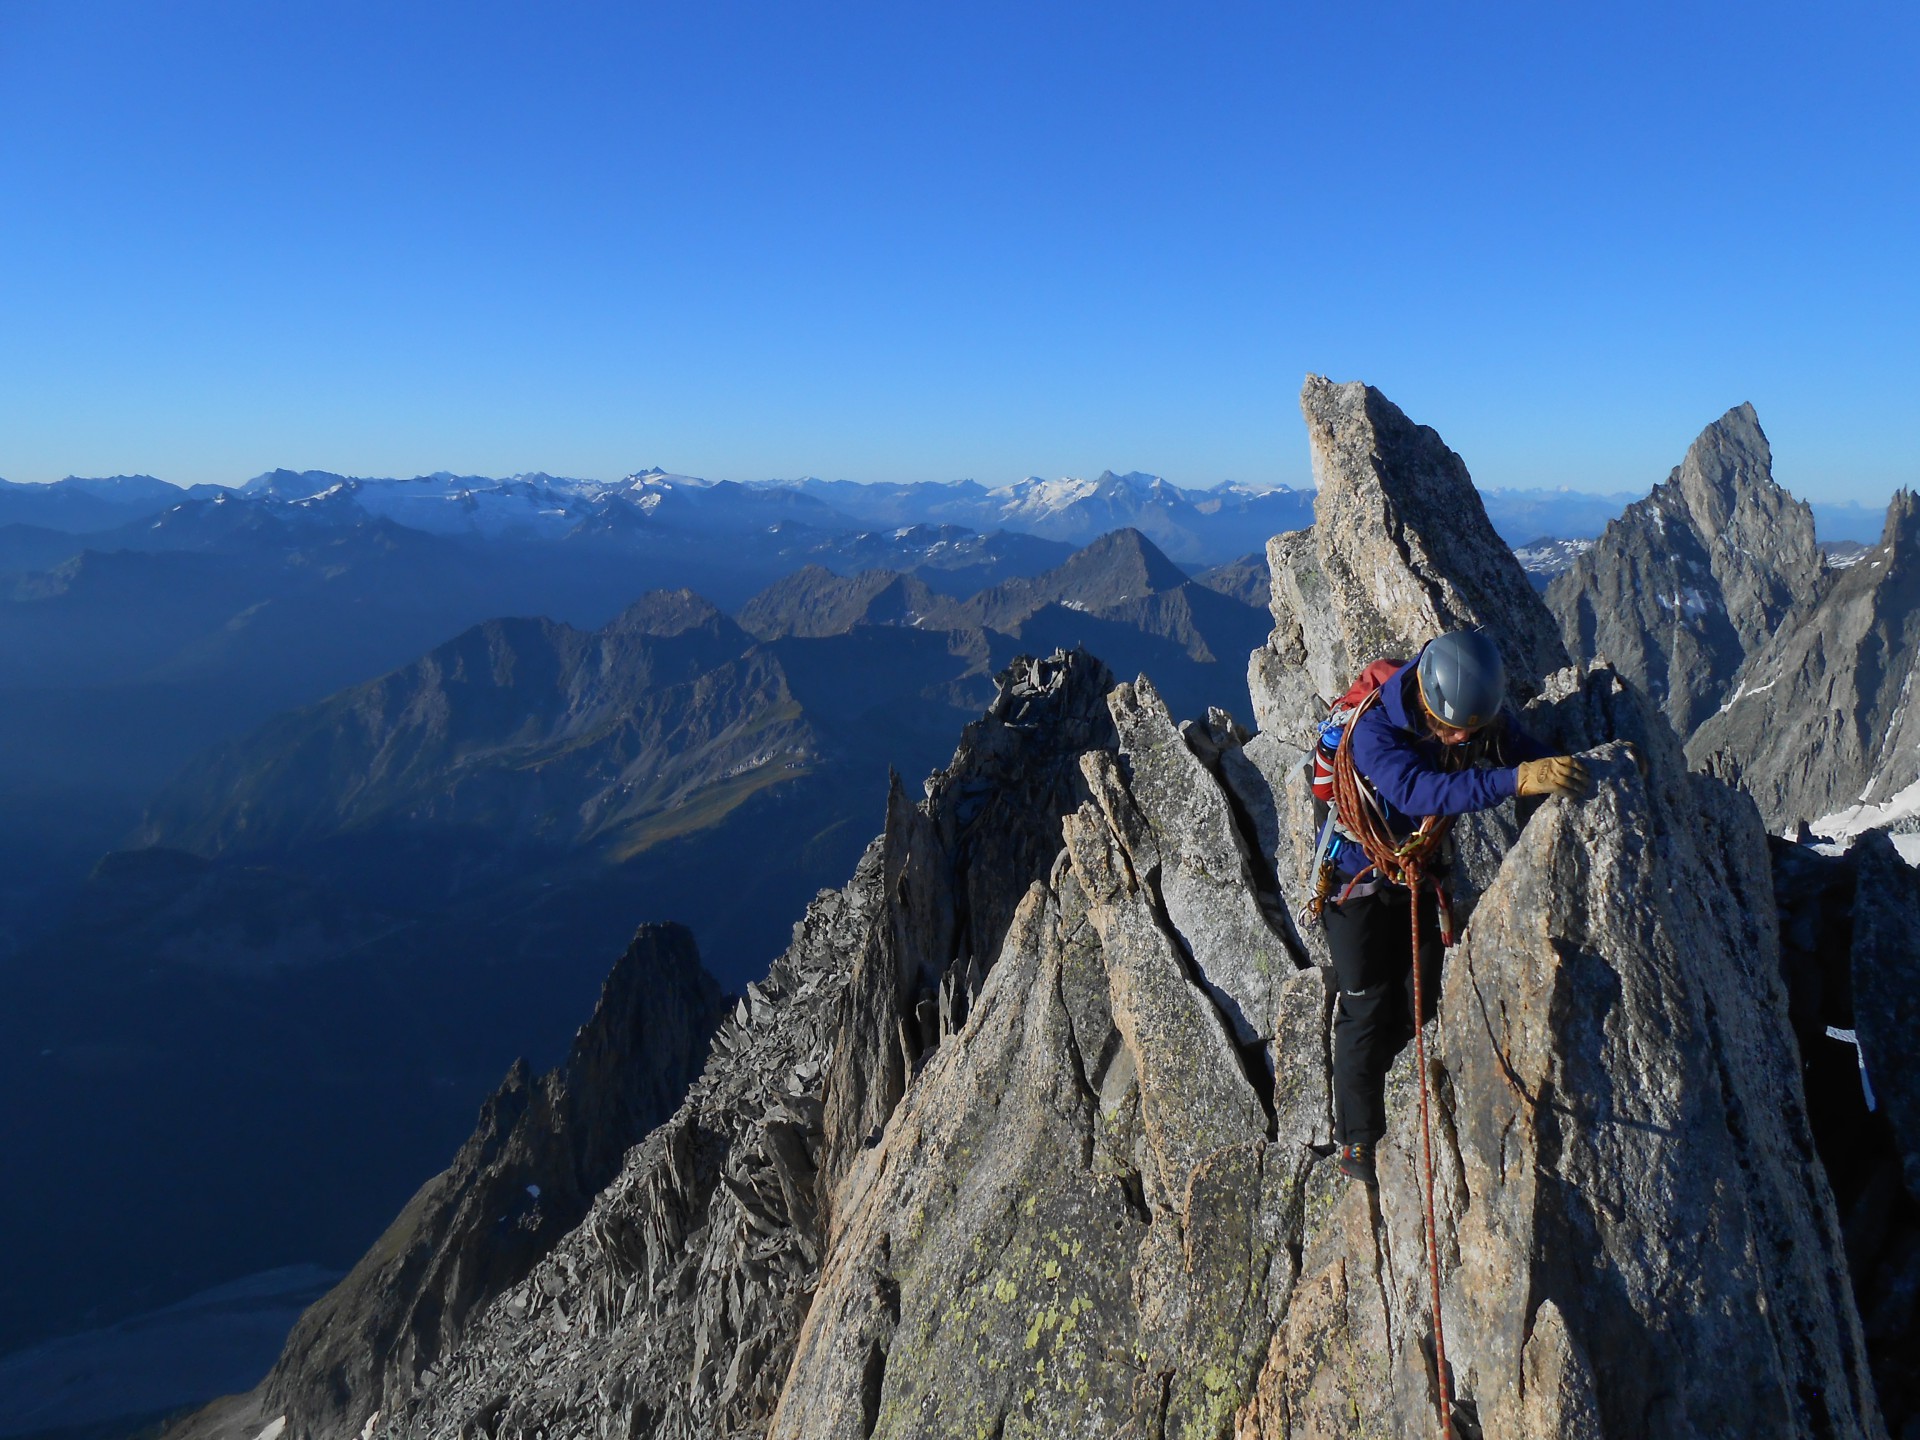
left=1320, top=629, right=1589, bottom=1187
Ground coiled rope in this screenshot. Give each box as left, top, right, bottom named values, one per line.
left=1329, top=688, right=1456, bottom=1440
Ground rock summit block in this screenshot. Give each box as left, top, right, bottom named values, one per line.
left=1250, top=376, right=1568, bottom=739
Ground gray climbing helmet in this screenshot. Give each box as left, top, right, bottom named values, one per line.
left=1415, top=629, right=1505, bottom=730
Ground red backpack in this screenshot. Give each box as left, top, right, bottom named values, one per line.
left=1309, top=658, right=1404, bottom=804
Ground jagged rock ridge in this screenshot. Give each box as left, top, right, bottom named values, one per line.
left=316, top=650, right=1125, bottom=1438
left=289, top=657, right=1877, bottom=1440
left=173, top=380, right=1893, bottom=1440
left=1547, top=402, right=1826, bottom=738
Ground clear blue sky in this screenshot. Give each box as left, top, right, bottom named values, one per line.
left=1, top=1, right=1914, bottom=504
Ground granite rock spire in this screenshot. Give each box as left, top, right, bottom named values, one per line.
left=1546, top=402, right=1825, bottom=738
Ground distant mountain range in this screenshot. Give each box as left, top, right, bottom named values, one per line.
left=0, top=474, right=222, bottom=533
left=2, top=467, right=1314, bottom=563
left=24, top=466, right=1901, bottom=564
left=0, top=496, right=1076, bottom=958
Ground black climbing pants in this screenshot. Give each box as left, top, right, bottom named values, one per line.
left=1327, top=884, right=1445, bottom=1148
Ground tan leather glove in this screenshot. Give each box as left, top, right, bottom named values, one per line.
left=1516, top=755, right=1590, bottom=798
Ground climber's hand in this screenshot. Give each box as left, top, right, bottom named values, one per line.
left=1516, top=756, right=1591, bottom=798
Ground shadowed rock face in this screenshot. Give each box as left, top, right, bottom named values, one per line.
left=231, top=924, right=723, bottom=1440
left=168, top=383, right=1891, bottom=1440
left=137, top=593, right=814, bottom=859
left=1689, top=489, right=1920, bottom=832
left=1773, top=830, right=1920, bottom=1431
left=1547, top=403, right=1826, bottom=739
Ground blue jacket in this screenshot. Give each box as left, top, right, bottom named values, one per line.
left=1336, top=661, right=1553, bottom=875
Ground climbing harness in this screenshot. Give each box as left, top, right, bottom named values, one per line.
left=1326, top=685, right=1458, bottom=1439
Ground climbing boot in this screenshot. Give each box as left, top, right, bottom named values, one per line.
left=1335, top=1142, right=1377, bottom=1187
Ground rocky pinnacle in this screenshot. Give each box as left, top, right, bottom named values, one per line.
left=1547, top=402, right=1825, bottom=739
left=1689, top=488, right=1920, bottom=831
left=1249, top=375, right=1569, bottom=742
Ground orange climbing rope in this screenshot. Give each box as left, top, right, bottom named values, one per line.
left=1403, top=853, right=1453, bottom=1440
left=1325, top=687, right=1455, bottom=905
left=1328, top=691, right=1456, bottom=1440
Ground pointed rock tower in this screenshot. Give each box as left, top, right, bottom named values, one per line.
left=1248, top=375, right=1568, bottom=742
left=250, top=924, right=725, bottom=1439
left=1547, top=402, right=1825, bottom=738
left=1239, top=377, right=1572, bottom=962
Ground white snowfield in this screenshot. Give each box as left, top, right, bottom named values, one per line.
left=1717, top=675, right=1779, bottom=714
left=1808, top=775, right=1920, bottom=866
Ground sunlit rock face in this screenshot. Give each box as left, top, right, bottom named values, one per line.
left=764, top=666, right=1877, bottom=1440
left=1235, top=376, right=1568, bottom=966
left=1547, top=402, right=1826, bottom=740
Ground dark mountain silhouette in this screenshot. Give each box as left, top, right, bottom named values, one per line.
left=920, top=528, right=1274, bottom=669
left=138, top=594, right=800, bottom=861
left=1193, top=550, right=1271, bottom=607
left=959, top=523, right=1195, bottom=617
left=0, top=474, right=188, bottom=532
